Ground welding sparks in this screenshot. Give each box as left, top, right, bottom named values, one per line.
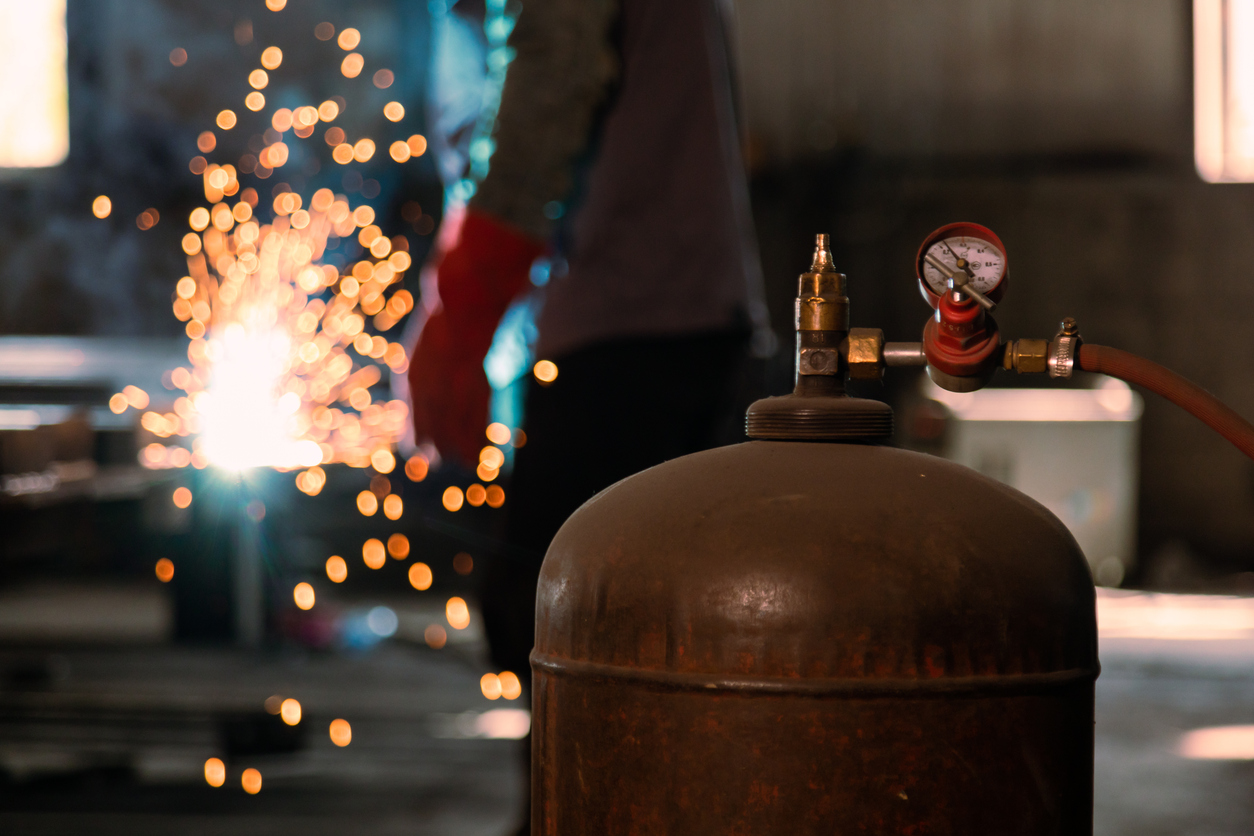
left=533, top=359, right=558, bottom=384
left=293, top=582, right=315, bottom=610
left=204, top=757, right=226, bottom=787
left=116, top=13, right=432, bottom=476
left=280, top=698, right=302, bottom=725
left=117, top=12, right=518, bottom=643
left=142, top=178, right=412, bottom=471
left=329, top=718, right=352, bottom=746
left=154, top=558, right=175, bottom=582
left=241, top=768, right=262, bottom=794
left=363, top=538, right=386, bottom=569
left=387, top=533, right=409, bottom=558
left=480, top=671, right=522, bottom=700
left=198, top=328, right=320, bottom=470
left=409, top=562, right=432, bottom=590
left=446, top=597, right=471, bottom=630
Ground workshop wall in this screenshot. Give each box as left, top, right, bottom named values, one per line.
left=3, top=0, right=1249, bottom=580
left=733, top=0, right=1188, bottom=162
left=737, top=0, right=1254, bottom=580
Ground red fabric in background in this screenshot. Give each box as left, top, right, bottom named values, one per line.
left=407, top=209, right=544, bottom=465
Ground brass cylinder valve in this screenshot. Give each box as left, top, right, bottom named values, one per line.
left=795, top=235, right=848, bottom=383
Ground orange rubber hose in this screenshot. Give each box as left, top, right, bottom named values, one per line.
left=1077, top=344, right=1254, bottom=461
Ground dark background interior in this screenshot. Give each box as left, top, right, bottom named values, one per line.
left=4, top=1, right=1248, bottom=587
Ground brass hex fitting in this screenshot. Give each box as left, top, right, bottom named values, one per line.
left=1003, top=338, right=1050, bottom=374
left=845, top=328, right=885, bottom=380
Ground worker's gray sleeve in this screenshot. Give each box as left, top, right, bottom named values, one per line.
left=468, top=0, right=619, bottom=240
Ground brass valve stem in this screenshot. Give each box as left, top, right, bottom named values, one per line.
left=794, top=234, right=848, bottom=395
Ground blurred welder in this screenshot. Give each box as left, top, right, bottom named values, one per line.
left=408, top=0, right=768, bottom=746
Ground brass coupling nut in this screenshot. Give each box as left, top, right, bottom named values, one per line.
left=1003, top=338, right=1050, bottom=374
left=844, top=328, right=885, bottom=381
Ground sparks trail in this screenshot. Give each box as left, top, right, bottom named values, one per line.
left=116, top=16, right=426, bottom=477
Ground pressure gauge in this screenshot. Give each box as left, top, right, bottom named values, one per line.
left=916, top=222, right=1008, bottom=309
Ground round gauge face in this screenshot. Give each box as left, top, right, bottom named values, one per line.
left=919, top=235, right=1006, bottom=297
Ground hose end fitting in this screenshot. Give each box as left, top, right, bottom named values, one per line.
left=1048, top=317, right=1083, bottom=379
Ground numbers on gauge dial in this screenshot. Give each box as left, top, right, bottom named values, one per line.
left=920, top=236, right=1005, bottom=296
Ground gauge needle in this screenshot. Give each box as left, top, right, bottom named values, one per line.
left=924, top=253, right=997, bottom=311
left=940, top=241, right=984, bottom=285
left=937, top=244, right=975, bottom=278
left=934, top=242, right=978, bottom=280
left=924, top=252, right=956, bottom=279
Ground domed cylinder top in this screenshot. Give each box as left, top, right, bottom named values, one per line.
left=532, top=441, right=1097, bottom=835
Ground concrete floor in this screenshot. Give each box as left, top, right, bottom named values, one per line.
left=1, top=587, right=1253, bottom=833
left=1095, top=591, right=1254, bottom=836
left=0, top=640, right=525, bottom=835
left=1096, top=657, right=1254, bottom=836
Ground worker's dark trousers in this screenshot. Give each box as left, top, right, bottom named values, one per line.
left=479, top=329, right=751, bottom=832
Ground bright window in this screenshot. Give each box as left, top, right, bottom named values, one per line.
left=0, top=0, right=69, bottom=169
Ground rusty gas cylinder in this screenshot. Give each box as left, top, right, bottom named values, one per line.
left=530, top=236, right=1098, bottom=835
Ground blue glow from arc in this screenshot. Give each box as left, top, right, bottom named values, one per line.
left=486, top=16, right=515, bottom=43
left=367, top=606, right=399, bottom=637
left=428, top=0, right=518, bottom=203
left=340, top=606, right=398, bottom=650
left=529, top=259, right=551, bottom=287
left=468, top=137, right=495, bottom=165
left=431, top=0, right=531, bottom=434
left=485, top=293, right=540, bottom=391
left=485, top=292, right=541, bottom=436
left=465, top=1, right=516, bottom=192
